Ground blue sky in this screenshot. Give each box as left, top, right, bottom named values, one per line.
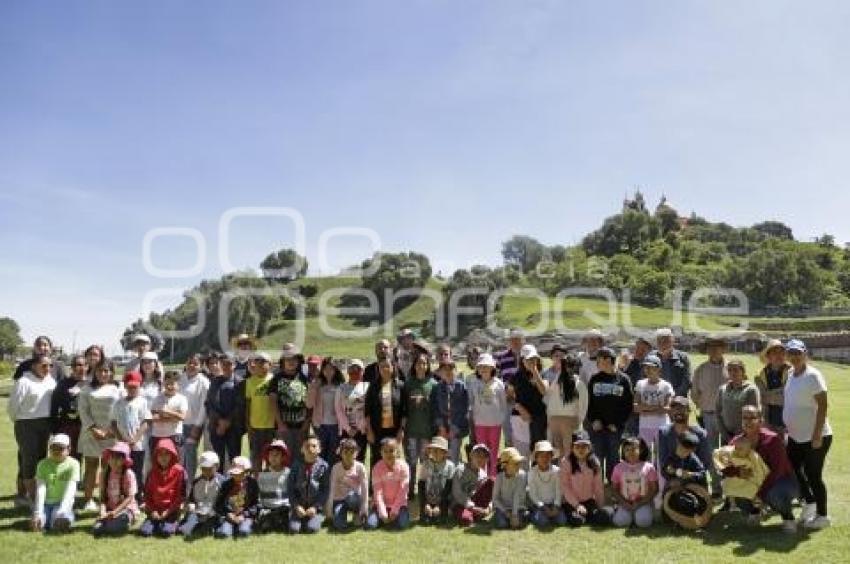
left=1, top=0, right=849, bottom=353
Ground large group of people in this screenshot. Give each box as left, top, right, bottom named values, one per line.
left=7, top=328, right=833, bottom=538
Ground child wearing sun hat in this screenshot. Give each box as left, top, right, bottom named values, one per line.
left=418, top=436, right=456, bottom=525
left=492, top=447, right=528, bottom=529
left=529, top=440, right=567, bottom=528
left=93, top=442, right=138, bottom=537
left=214, top=456, right=259, bottom=539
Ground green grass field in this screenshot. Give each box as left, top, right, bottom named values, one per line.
left=0, top=353, right=846, bottom=563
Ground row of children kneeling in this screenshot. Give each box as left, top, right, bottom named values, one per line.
left=31, top=427, right=714, bottom=537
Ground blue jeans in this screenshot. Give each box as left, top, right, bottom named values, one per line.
left=493, top=507, right=527, bottom=529
left=289, top=513, right=324, bottom=534
left=366, top=506, right=410, bottom=530
left=42, top=503, right=74, bottom=531
left=531, top=504, right=567, bottom=527
left=590, top=427, right=622, bottom=482
left=215, top=518, right=253, bottom=538
left=140, top=518, right=179, bottom=537
left=318, top=424, right=339, bottom=465
left=736, top=476, right=798, bottom=521
left=404, top=437, right=429, bottom=494
left=333, top=492, right=364, bottom=530
left=180, top=512, right=217, bottom=537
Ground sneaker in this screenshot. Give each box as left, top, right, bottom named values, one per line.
left=83, top=499, right=98, bottom=513
left=803, top=515, right=831, bottom=530
left=782, top=519, right=797, bottom=534
left=799, top=502, right=817, bottom=523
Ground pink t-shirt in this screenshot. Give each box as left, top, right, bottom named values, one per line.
left=105, top=468, right=139, bottom=519
left=371, top=460, right=410, bottom=518
left=611, top=461, right=658, bottom=502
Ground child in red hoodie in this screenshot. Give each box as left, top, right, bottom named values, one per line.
left=140, top=438, right=187, bottom=537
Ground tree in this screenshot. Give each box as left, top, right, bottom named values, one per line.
left=501, top=235, right=547, bottom=274
left=260, top=249, right=308, bottom=282
left=0, top=317, right=23, bottom=356
left=752, top=221, right=794, bottom=241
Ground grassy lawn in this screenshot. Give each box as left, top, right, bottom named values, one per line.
left=0, top=353, right=846, bottom=562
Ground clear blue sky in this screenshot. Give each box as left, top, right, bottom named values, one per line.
left=1, top=1, right=849, bottom=353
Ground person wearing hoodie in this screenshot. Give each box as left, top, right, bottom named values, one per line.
left=141, top=438, right=187, bottom=537
left=180, top=451, right=224, bottom=538
left=214, top=456, right=260, bottom=539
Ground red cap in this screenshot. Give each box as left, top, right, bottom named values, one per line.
left=124, top=370, right=143, bottom=387
left=307, top=355, right=323, bottom=365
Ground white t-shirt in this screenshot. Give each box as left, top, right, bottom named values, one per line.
left=635, top=378, right=674, bottom=429
left=150, top=392, right=189, bottom=437
left=783, top=366, right=832, bottom=443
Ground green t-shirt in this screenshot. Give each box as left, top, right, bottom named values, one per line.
left=404, top=376, right=435, bottom=439
left=36, top=456, right=80, bottom=504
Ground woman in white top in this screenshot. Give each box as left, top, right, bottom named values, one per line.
left=543, top=348, right=588, bottom=458
left=783, top=339, right=832, bottom=529
left=78, top=360, right=122, bottom=511
left=8, top=353, right=56, bottom=504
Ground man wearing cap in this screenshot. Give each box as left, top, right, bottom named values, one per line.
left=394, top=329, right=416, bottom=380
left=691, top=337, right=729, bottom=494
left=364, top=339, right=392, bottom=385
left=233, top=334, right=257, bottom=379
left=587, top=346, right=634, bottom=481
left=494, top=328, right=525, bottom=447
left=652, top=328, right=692, bottom=398
left=754, top=339, right=790, bottom=432
left=578, top=329, right=606, bottom=385
left=657, top=397, right=713, bottom=495
left=125, top=334, right=164, bottom=376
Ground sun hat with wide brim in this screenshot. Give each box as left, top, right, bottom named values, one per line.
left=499, top=447, right=525, bottom=464
left=663, top=484, right=712, bottom=530
left=759, top=339, right=785, bottom=364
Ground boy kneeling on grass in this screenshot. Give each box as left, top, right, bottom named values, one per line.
left=32, top=433, right=79, bottom=533
left=180, top=451, right=223, bottom=538
left=288, top=432, right=330, bottom=534
left=451, top=443, right=493, bottom=527
left=214, top=456, right=259, bottom=539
